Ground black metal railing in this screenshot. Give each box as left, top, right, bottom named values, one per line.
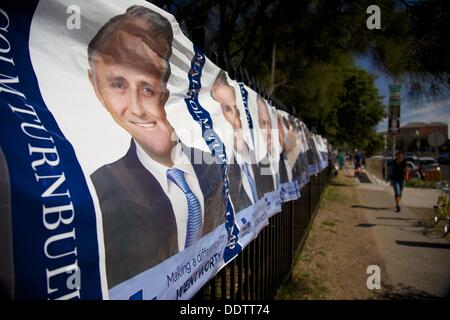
left=193, top=166, right=331, bottom=300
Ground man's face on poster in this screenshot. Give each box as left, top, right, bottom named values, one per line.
left=89, top=23, right=174, bottom=160
left=211, top=79, right=245, bottom=153
left=257, top=97, right=272, bottom=155
left=278, top=115, right=296, bottom=155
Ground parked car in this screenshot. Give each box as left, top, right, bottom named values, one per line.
left=406, top=161, right=421, bottom=179
left=405, top=153, right=418, bottom=164
left=438, top=153, right=449, bottom=164
left=418, top=157, right=440, bottom=172
left=371, top=155, right=384, bottom=160
left=406, top=161, right=417, bottom=170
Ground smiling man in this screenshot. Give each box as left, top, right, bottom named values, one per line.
left=211, top=71, right=270, bottom=211
left=277, top=113, right=298, bottom=184
left=256, top=95, right=278, bottom=192
left=87, top=5, right=225, bottom=289
left=88, top=6, right=174, bottom=168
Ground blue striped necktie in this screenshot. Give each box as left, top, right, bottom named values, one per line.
left=242, top=162, right=259, bottom=203
left=167, top=168, right=203, bottom=248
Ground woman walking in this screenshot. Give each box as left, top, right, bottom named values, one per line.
left=390, top=151, right=407, bottom=212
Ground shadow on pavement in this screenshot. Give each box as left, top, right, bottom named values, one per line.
left=373, top=283, right=445, bottom=299
left=395, top=240, right=450, bottom=250
left=329, top=183, right=354, bottom=187
left=356, top=223, right=376, bottom=228
left=355, top=224, right=427, bottom=234
left=352, top=205, right=394, bottom=211
left=356, top=172, right=372, bottom=183
left=377, top=217, right=416, bottom=221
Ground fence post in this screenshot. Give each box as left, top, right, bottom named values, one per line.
left=269, top=217, right=274, bottom=298
left=250, top=241, right=256, bottom=299
left=196, top=164, right=333, bottom=301
left=210, top=277, right=216, bottom=300
left=309, top=179, right=313, bottom=220
left=237, top=253, right=243, bottom=300
left=220, top=268, right=227, bottom=299
left=290, top=194, right=295, bottom=283
left=229, top=257, right=235, bottom=300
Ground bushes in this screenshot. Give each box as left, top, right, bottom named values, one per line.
left=405, top=178, right=443, bottom=189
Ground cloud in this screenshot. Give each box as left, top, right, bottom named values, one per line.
left=402, top=99, right=450, bottom=123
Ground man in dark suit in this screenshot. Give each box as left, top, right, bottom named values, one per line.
left=303, top=126, right=321, bottom=175
left=211, top=71, right=266, bottom=212
left=87, top=5, right=225, bottom=288
left=91, top=141, right=225, bottom=288
left=293, top=120, right=310, bottom=187
left=256, top=95, right=277, bottom=194
left=277, top=113, right=298, bottom=184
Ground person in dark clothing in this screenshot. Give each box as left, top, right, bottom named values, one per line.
left=390, top=151, right=407, bottom=212
left=353, top=149, right=362, bottom=176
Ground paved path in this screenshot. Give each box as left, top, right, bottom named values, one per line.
left=357, top=171, right=450, bottom=298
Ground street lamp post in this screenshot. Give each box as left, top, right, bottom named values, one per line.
left=384, top=133, right=388, bottom=181
left=415, top=130, right=420, bottom=157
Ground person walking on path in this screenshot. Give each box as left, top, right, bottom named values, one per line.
left=389, top=151, right=407, bottom=212
left=353, top=149, right=362, bottom=177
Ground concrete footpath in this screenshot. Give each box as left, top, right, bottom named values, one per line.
left=357, top=171, right=450, bottom=298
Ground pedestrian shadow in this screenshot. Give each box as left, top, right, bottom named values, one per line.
left=395, top=240, right=450, bottom=250
left=352, top=205, right=394, bottom=211
left=329, top=183, right=354, bottom=187
left=357, top=172, right=372, bottom=183
left=377, top=217, right=416, bottom=221
left=372, top=283, right=445, bottom=299
left=355, top=223, right=414, bottom=228
left=356, top=223, right=376, bottom=228
left=355, top=223, right=427, bottom=235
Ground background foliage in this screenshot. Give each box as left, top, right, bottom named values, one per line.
left=152, top=0, right=449, bottom=154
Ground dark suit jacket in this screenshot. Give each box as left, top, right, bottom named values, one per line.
left=228, top=156, right=253, bottom=213
left=294, top=152, right=309, bottom=185
left=252, top=155, right=275, bottom=195
left=0, top=147, right=13, bottom=299
left=91, top=140, right=225, bottom=288
left=279, top=153, right=289, bottom=184
left=306, top=138, right=320, bottom=171
left=290, top=154, right=300, bottom=181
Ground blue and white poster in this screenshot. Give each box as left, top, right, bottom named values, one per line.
left=0, top=0, right=327, bottom=300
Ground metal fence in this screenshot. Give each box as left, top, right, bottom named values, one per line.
left=193, top=166, right=332, bottom=300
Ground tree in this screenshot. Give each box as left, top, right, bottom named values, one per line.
left=308, top=57, right=387, bottom=150
left=151, top=0, right=447, bottom=152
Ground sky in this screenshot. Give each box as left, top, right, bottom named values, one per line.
left=354, top=54, right=450, bottom=132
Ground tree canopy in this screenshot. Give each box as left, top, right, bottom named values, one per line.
left=153, top=0, right=448, bottom=153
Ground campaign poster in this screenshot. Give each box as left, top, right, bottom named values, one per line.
left=0, top=0, right=243, bottom=300
left=239, top=86, right=281, bottom=217
left=276, top=110, right=300, bottom=202
left=296, top=119, right=311, bottom=188
left=0, top=0, right=322, bottom=300
left=302, top=123, right=320, bottom=177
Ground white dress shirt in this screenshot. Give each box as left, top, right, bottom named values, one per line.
left=267, top=154, right=278, bottom=191
left=284, top=157, right=293, bottom=182
left=136, top=141, right=204, bottom=252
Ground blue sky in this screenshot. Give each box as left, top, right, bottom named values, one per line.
left=354, top=54, right=450, bottom=132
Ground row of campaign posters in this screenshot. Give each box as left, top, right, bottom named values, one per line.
left=0, top=0, right=330, bottom=299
